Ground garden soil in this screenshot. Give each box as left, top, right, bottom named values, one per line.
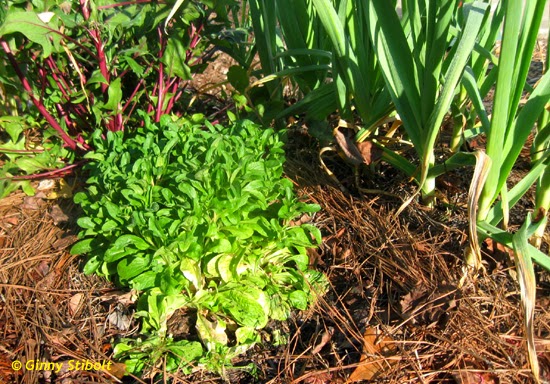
left=1, top=43, right=549, bottom=384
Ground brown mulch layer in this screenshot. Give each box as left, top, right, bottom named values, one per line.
left=1, top=134, right=549, bottom=384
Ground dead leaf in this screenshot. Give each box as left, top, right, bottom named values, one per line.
left=106, top=362, right=127, bottom=379
left=465, top=150, right=492, bottom=274
left=69, top=293, right=84, bottom=316
left=311, top=327, right=334, bottom=354
left=46, top=328, right=76, bottom=346
left=485, top=238, right=514, bottom=259
left=333, top=127, right=365, bottom=166
left=99, top=290, right=138, bottom=306
left=36, top=269, right=63, bottom=290
left=356, top=141, right=382, bottom=165
left=52, top=235, right=78, bottom=250
left=400, top=284, right=459, bottom=326
left=34, top=260, right=50, bottom=277
left=452, top=371, right=498, bottom=384
left=308, top=248, right=323, bottom=267
left=4, top=216, right=19, bottom=226
left=22, top=194, right=46, bottom=210
left=49, top=205, right=69, bottom=225
left=107, top=310, right=132, bottom=331
left=37, top=179, right=56, bottom=191
left=413, top=241, right=431, bottom=254
left=46, top=178, right=73, bottom=199
left=347, top=327, right=399, bottom=382
left=304, top=371, right=332, bottom=384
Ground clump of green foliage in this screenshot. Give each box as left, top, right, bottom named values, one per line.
left=71, top=112, right=326, bottom=376
left=0, top=0, right=225, bottom=197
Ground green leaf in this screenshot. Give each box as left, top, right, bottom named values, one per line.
left=123, top=56, right=145, bottom=77
left=161, top=38, right=192, bottom=80
left=0, top=10, right=61, bottom=57
left=289, top=290, right=308, bottom=310
left=77, top=217, right=96, bottom=230
left=104, top=78, right=122, bottom=110
left=208, top=238, right=232, bottom=253
left=0, top=116, right=25, bottom=142
left=14, top=157, right=48, bottom=174
left=196, top=313, right=228, bottom=350
left=86, top=70, right=109, bottom=86
left=70, top=238, right=94, bottom=255
left=118, top=255, right=151, bottom=281
left=218, top=288, right=269, bottom=329
left=83, top=255, right=102, bottom=275
left=227, top=65, right=250, bottom=93
left=166, top=340, right=204, bottom=362
left=113, top=234, right=151, bottom=250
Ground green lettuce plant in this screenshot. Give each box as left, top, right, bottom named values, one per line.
left=71, top=113, right=326, bottom=376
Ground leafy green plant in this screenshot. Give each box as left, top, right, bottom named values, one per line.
left=71, top=113, right=326, bottom=376
left=213, top=0, right=335, bottom=124
left=0, top=0, right=222, bottom=195
left=0, top=115, right=75, bottom=198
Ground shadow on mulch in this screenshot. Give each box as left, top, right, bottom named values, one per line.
left=1, top=127, right=549, bottom=384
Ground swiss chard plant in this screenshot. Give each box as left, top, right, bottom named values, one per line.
left=71, top=113, right=326, bottom=376
left=0, top=0, right=225, bottom=196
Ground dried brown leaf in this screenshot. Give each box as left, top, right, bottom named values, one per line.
left=22, top=194, right=46, bottom=210
left=99, top=290, right=138, bottom=306
left=400, top=284, right=459, bottom=326
left=311, top=327, right=334, bottom=354
left=452, top=371, right=498, bottom=384
left=107, top=310, right=132, bottom=331
left=304, top=372, right=332, bottom=384
left=333, top=128, right=365, bottom=166
left=69, top=293, right=84, bottom=316
left=466, top=150, right=492, bottom=273
left=46, top=179, right=73, bottom=199
left=356, top=141, right=382, bottom=165
left=347, top=327, right=398, bottom=382
left=49, top=205, right=69, bottom=225
left=52, top=235, right=78, bottom=250
left=107, top=362, right=128, bottom=379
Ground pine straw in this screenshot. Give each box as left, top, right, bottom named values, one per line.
left=273, top=132, right=550, bottom=383
left=0, top=195, right=142, bottom=384
left=0, top=142, right=549, bottom=383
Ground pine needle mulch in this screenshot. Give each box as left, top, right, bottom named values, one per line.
left=0, top=134, right=549, bottom=384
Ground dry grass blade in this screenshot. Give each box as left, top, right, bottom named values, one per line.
left=464, top=150, right=492, bottom=279
left=512, top=217, right=541, bottom=383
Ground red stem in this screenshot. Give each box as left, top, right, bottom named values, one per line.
left=164, top=79, right=181, bottom=114
left=5, top=161, right=87, bottom=181
left=122, top=78, right=146, bottom=114
left=155, top=27, right=165, bottom=122
left=0, top=40, right=78, bottom=151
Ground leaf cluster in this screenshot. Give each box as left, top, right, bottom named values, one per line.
left=71, top=113, right=326, bottom=375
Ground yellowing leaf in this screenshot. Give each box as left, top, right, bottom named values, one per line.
left=46, top=179, right=73, bottom=199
